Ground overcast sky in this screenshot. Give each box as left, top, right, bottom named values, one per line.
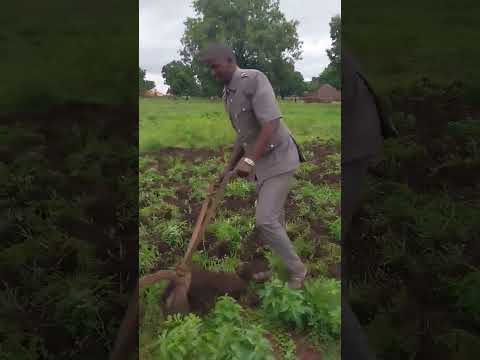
left=140, top=0, right=341, bottom=93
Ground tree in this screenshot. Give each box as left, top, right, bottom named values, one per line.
left=161, top=61, right=199, bottom=96
left=311, top=14, right=341, bottom=91
left=139, top=67, right=155, bottom=95
left=179, top=0, right=303, bottom=97
left=317, top=63, right=340, bottom=89
left=326, top=14, right=341, bottom=71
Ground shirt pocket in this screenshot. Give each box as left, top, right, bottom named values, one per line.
left=235, top=100, right=258, bottom=137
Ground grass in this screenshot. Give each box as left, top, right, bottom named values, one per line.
left=138, top=97, right=341, bottom=358
left=139, top=97, right=340, bottom=151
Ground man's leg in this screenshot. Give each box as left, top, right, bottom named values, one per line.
left=255, top=171, right=306, bottom=286
left=342, top=156, right=376, bottom=360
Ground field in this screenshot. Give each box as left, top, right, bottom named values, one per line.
left=139, top=97, right=341, bottom=359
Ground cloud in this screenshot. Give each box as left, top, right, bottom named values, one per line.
left=139, top=0, right=340, bottom=92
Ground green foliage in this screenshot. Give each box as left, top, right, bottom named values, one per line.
left=139, top=238, right=159, bottom=275
left=304, top=277, right=341, bottom=339
left=155, top=220, right=188, bottom=249
left=225, top=178, right=255, bottom=199
left=293, top=181, right=340, bottom=221
left=146, top=296, right=275, bottom=360
left=259, top=277, right=341, bottom=340
left=316, top=63, right=340, bottom=90
left=139, top=98, right=340, bottom=150
left=326, top=15, right=341, bottom=72
left=327, top=217, right=341, bottom=243
left=188, top=176, right=210, bottom=201
left=192, top=252, right=240, bottom=273
left=259, top=278, right=310, bottom=330
left=140, top=67, right=155, bottom=94
left=180, top=0, right=302, bottom=97
left=139, top=282, right=167, bottom=352
left=165, top=158, right=188, bottom=182
left=296, top=162, right=319, bottom=177
left=191, top=157, right=225, bottom=177
left=162, top=60, right=199, bottom=96
left=449, top=271, right=480, bottom=319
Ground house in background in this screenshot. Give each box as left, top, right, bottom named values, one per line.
left=303, top=84, right=341, bottom=103
left=143, top=89, right=164, bottom=97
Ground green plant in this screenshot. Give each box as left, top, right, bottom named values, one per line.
left=327, top=217, right=341, bottom=242
left=139, top=239, right=159, bottom=275
left=188, top=176, right=210, bottom=201
left=154, top=220, right=187, bottom=249
left=304, top=277, right=341, bottom=339
left=293, top=181, right=339, bottom=220
left=192, top=251, right=240, bottom=273
left=259, top=278, right=310, bottom=330
left=225, top=178, right=255, bottom=199
left=146, top=296, right=275, bottom=360
left=449, top=270, right=480, bottom=319
left=296, top=162, right=320, bottom=177
left=166, top=158, right=187, bottom=182
left=324, top=153, right=341, bottom=176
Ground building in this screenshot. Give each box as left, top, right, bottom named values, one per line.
left=303, top=84, right=341, bottom=103
left=142, top=89, right=164, bottom=97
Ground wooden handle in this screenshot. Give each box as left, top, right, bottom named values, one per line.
left=139, top=270, right=177, bottom=289
left=181, top=171, right=234, bottom=267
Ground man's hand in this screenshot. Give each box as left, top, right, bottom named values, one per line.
left=234, top=157, right=254, bottom=178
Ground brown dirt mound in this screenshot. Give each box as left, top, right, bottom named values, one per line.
left=294, top=335, right=323, bottom=360
left=187, top=267, right=249, bottom=315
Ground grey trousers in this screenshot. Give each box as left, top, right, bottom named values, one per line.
left=255, top=171, right=306, bottom=276
left=342, top=155, right=377, bottom=360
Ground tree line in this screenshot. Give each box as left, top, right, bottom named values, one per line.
left=140, top=0, right=340, bottom=98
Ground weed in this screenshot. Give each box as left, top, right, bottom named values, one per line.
left=259, top=278, right=310, bottom=330
left=154, top=220, right=188, bottom=249
left=324, top=153, right=341, bottom=176
left=304, top=277, right=341, bottom=340
left=327, top=217, right=341, bottom=242
left=139, top=239, right=159, bottom=275
left=192, top=251, right=240, bottom=273
left=296, top=162, right=320, bottom=177
left=147, top=296, right=275, bottom=360
left=225, top=178, right=255, bottom=199
left=165, top=158, right=187, bottom=182
left=188, top=177, right=210, bottom=201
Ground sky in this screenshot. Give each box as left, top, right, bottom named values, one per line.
left=139, top=0, right=341, bottom=93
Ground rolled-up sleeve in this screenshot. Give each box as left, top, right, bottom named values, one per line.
left=251, top=72, right=282, bottom=125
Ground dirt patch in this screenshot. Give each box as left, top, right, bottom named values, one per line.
left=222, top=196, right=255, bottom=212
left=207, top=240, right=230, bottom=258
left=265, top=333, right=284, bottom=359
left=293, top=335, right=323, bottom=360
left=187, top=267, right=249, bottom=315
left=143, top=147, right=224, bottom=165
left=236, top=258, right=271, bottom=281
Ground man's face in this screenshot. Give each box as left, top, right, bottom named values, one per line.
left=207, top=58, right=234, bottom=84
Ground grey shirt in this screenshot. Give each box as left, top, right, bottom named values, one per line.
left=342, top=52, right=383, bottom=164
left=223, top=68, right=300, bottom=182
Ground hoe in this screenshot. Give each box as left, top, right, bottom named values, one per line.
left=110, top=170, right=236, bottom=360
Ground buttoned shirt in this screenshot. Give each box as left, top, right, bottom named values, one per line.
left=223, top=68, right=301, bottom=182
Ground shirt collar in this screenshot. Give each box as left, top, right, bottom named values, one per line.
left=225, top=67, right=242, bottom=93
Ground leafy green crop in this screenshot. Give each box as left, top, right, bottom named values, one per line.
left=259, top=278, right=310, bottom=330
left=225, top=178, right=255, bottom=199
left=146, top=296, right=275, bottom=360
left=259, top=277, right=341, bottom=340
left=139, top=238, right=159, bottom=275
left=304, top=277, right=341, bottom=339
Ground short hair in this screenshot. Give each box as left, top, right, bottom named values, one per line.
left=199, top=43, right=236, bottom=64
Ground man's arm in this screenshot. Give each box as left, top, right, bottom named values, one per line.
left=246, top=118, right=279, bottom=162
left=226, top=138, right=245, bottom=170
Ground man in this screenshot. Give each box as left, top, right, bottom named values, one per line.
left=341, top=50, right=397, bottom=360
left=199, top=43, right=307, bottom=289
